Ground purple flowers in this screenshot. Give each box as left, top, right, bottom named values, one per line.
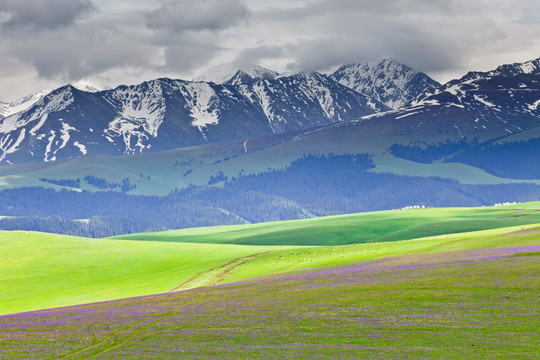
left=0, top=246, right=538, bottom=359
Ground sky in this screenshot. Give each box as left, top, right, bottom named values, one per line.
left=0, top=0, right=539, bottom=101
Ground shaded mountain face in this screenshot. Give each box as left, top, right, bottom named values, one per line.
left=330, top=58, right=441, bottom=109
left=0, top=83, right=100, bottom=121
left=398, top=57, right=540, bottom=139
left=0, top=73, right=388, bottom=164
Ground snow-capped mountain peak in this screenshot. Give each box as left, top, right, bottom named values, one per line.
left=194, top=63, right=281, bottom=85
left=458, top=58, right=540, bottom=83
left=330, top=58, right=440, bottom=109
left=70, top=81, right=101, bottom=93
left=0, top=70, right=386, bottom=164
left=0, top=89, right=51, bottom=118
left=0, top=83, right=100, bottom=119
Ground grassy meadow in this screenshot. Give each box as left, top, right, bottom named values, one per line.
left=1, top=126, right=538, bottom=196
left=0, top=232, right=293, bottom=315
left=0, top=246, right=538, bottom=359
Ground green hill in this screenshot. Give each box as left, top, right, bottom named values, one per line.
left=114, top=202, right=540, bottom=246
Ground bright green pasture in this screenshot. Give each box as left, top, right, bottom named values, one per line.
left=114, top=202, right=540, bottom=246
left=0, top=231, right=292, bottom=315
left=2, top=219, right=539, bottom=316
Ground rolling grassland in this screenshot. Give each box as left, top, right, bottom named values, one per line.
left=0, top=232, right=293, bottom=316
left=0, top=245, right=537, bottom=359
left=1, top=203, right=539, bottom=318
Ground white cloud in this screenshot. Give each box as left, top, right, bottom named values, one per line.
left=0, top=0, right=96, bottom=30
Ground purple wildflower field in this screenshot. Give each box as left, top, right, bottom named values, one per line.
left=0, top=246, right=538, bottom=359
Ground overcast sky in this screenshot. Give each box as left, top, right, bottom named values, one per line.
left=0, top=0, right=539, bottom=100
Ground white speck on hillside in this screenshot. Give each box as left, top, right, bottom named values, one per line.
left=528, top=99, right=540, bottom=111
left=74, top=141, right=87, bottom=155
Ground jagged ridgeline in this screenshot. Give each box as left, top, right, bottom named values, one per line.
left=0, top=71, right=389, bottom=164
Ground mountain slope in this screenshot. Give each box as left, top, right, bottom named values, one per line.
left=330, top=58, right=441, bottom=109
left=0, top=59, right=539, bottom=192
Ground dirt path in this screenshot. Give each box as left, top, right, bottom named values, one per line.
left=168, top=252, right=269, bottom=292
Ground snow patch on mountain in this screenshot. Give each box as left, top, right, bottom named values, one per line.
left=528, top=99, right=540, bottom=111
left=252, top=82, right=278, bottom=131
left=306, top=74, right=338, bottom=119
left=104, top=80, right=167, bottom=153
left=70, top=82, right=100, bottom=93
left=473, top=94, right=498, bottom=109
left=0, top=129, right=26, bottom=162
left=182, top=82, right=221, bottom=128
left=74, top=141, right=87, bottom=155
left=110, top=81, right=166, bottom=137
left=44, top=131, right=56, bottom=162
left=30, top=114, right=48, bottom=136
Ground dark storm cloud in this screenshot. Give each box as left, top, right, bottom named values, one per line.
left=161, top=34, right=224, bottom=71
left=3, top=14, right=158, bottom=80
left=0, top=0, right=249, bottom=82
left=0, top=0, right=96, bottom=31
left=0, top=0, right=539, bottom=100
left=246, top=0, right=505, bottom=74
left=145, top=0, right=250, bottom=33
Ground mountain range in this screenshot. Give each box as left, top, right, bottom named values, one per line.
left=0, top=57, right=539, bottom=236
left=0, top=59, right=437, bottom=165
